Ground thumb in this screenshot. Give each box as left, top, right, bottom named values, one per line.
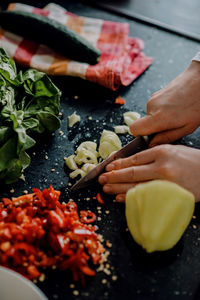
left=130, top=115, right=158, bottom=136
left=149, top=126, right=188, bottom=147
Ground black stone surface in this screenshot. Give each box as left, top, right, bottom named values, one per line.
left=82, top=0, right=200, bottom=41
left=1, top=1, right=200, bottom=300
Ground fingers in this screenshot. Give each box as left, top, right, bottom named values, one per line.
left=116, top=194, right=126, bottom=203
left=99, top=164, right=157, bottom=185
left=149, top=125, right=193, bottom=147
left=130, top=114, right=186, bottom=139
left=106, top=147, right=157, bottom=171
left=103, top=183, right=136, bottom=194
left=130, top=115, right=163, bottom=137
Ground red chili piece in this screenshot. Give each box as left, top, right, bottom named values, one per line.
left=96, top=193, right=105, bottom=205
left=114, top=97, right=126, bottom=105
left=80, top=211, right=97, bottom=224
left=0, top=186, right=105, bottom=284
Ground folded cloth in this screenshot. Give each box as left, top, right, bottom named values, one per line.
left=0, top=3, right=153, bottom=90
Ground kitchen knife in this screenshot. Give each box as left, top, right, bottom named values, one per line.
left=71, top=135, right=151, bottom=191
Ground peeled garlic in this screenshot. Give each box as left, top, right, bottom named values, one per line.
left=65, top=155, right=78, bottom=170
left=126, top=180, right=195, bottom=253
left=74, top=149, right=98, bottom=165
left=81, top=163, right=96, bottom=173
left=123, top=111, right=141, bottom=126
left=76, top=141, right=97, bottom=153
left=68, top=112, right=80, bottom=128
left=114, top=125, right=130, bottom=134
left=99, top=130, right=122, bottom=159
left=69, top=169, right=86, bottom=179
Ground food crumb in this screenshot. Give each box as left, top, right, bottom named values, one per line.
left=59, top=130, right=63, bottom=135
left=68, top=182, right=72, bottom=187
left=193, top=215, right=197, bottom=219
left=112, top=275, right=118, bottom=281
left=51, top=168, right=55, bottom=172
left=88, top=116, right=92, bottom=120
left=10, top=189, right=14, bottom=193
left=74, top=95, right=79, bottom=100
left=70, top=284, right=75, bottom=289
left=104, top=268, right=111, bottom=275
left=73, top=290, right=79, bottom=296
left=105, top=210, right=110, bottom=214
left=97, top=217, right=102, bottom=221
left=59, top=112, right=63, bottom=116
left=106, top=240, right=112, bottom=248
left=39, top=274, right=45, bottom=282
left=23, top=190, right=28, bottom=194
left=193, top=224, right=197, bottom=229
left=45, top=155, right=48, bottom=160
left=101, top=278, right=107, bottom=284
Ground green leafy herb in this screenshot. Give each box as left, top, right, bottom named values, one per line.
left=0, top=48, right=61, bottom=184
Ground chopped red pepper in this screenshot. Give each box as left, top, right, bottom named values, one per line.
left=94, top=193, right=105, bottom=205
left=0, top=186, right=105, bottom=283
left=80, top=211, right=96, bottom=224
left=114, top=97, right=126, bottom=105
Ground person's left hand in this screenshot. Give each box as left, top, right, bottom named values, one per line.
left=98, top=144, right=200, bottom=203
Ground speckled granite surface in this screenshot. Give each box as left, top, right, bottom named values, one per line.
left=0, top=1, right=200, bottom=300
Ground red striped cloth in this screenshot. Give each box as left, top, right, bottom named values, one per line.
left=0, top=3, right=153, bottom=90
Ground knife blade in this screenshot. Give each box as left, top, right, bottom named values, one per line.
left=71, top=135, right=150, bottom=191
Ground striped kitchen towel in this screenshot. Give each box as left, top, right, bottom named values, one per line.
left=0, top=3, right=153, bottom=90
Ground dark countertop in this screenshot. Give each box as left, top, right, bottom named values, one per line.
left=82, top=0, right=200, bottom=40
left=1, top=1, right=200, bottom=300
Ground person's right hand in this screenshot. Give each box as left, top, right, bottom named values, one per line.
left=130, top=61, right=200, bottom=147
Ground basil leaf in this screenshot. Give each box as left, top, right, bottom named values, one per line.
left=0, top=48, right=61, bottom=184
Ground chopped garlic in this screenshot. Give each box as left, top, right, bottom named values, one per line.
left=123, top=111, right=141, bottom=126
left=65, top=154, right=78, bottom=170
left=69, top=169, right=86, bottom=179
left=74, top=149, right=98, bottom=165
left=76, top=141, right=97, bottom=153
left=99, top=130, right=122, bottom=159
left=114, top=125, right=129, bottom=134
left=81, top=163, right=96, bottom=173
left=68, top=112, right=80, bottom=128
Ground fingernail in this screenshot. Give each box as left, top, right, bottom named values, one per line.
left=116, top=196, right=124, bottom=203
left=149, top=143, right=157, bottom=148
left=104, top=185, right=111, bottom=193
left=106, top=164, right=115, bottom=171
left=99, top=175, right=107, bottom=184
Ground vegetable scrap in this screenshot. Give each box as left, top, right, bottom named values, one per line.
left=0, top=186, right=106, bottom=284
left=65, top=130, right=122, bottom=180
left=68, top=112, right=81, bottom=128
left=94, top=193, right=105, bottom=205
left=114, top=97, right=126, bottom=105
left=123, top=111, right=141, bottom=126
left=99, top=130, right=122, bottom=159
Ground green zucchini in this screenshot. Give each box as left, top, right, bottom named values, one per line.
left=0, top=10, right=101, bottom=65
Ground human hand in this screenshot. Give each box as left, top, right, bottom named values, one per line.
left=130, top=61, right=200, bottom=147
left=98, top=144, right=200, bottom=202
